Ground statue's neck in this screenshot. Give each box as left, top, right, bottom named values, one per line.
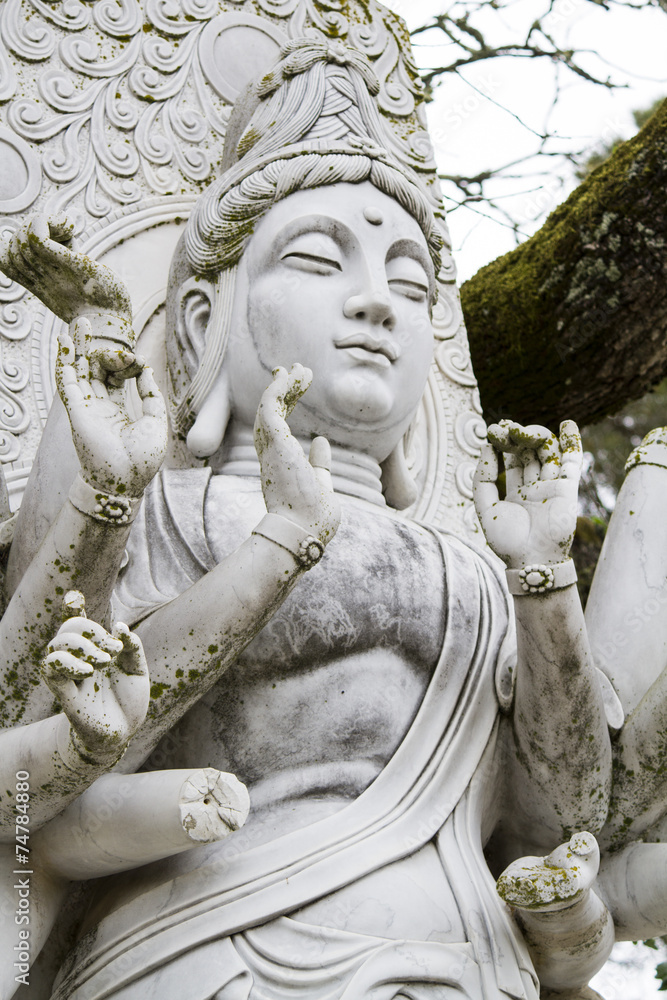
left=213, top=425, right=386, bottom=507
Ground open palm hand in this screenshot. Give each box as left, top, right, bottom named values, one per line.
left=474, top=420, right=582, bottom=569
left=57, top=320, right=168, bottom=497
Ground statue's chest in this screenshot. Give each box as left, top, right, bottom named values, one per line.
left=205, top=483, right=446, bottom=673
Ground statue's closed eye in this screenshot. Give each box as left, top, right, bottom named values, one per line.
left=386, top=254, right=430, bottom=304
left=281, top=251, right=343, bottom=274
left=388, top=278, right=428, bottom=303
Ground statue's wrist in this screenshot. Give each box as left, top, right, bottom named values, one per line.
left=69, top=472, right=143, bottom=526
left=57, top=716, right=126, bottom=772
left=74, top=309, right=134, bottom=352
left=252, top=512, right=325, bottom=570
left=506, top=558, right=577, bottom=596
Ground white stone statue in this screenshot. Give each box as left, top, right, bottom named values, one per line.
left=0, top=36, right=619, bottom=1000
left=0, top=591, right=247, bottom=995
left=0, top=20, right=666, bottom=1000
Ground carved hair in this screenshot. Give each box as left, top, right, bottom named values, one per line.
left=184, top=40, right=443, bottom=278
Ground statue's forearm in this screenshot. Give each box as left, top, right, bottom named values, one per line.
left=598, top=842, right=667, bottom=941
left=508, top=587, right=612, bottom=850
left=587, top=458, right=667, bottom=717
left=0, top=500, right=131, bottom=726
left=6, top=397, right=79, bottom=601
left=0, top=714, right=117, bottom=839
left=31, top=768, right=248, bottom=879
left=601, top=662, right=667, bottom=850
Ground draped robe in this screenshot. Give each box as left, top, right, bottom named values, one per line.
left=51, top=471, right=538, bottom=1000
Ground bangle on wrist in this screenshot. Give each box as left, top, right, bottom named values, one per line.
left=506, top=559, right=577, bottom=596
left=625, top=428, right=667, bottom=474
left=69, top=728, right=126, bottom=769
left=252, top=512, right=325, bottom=570
left=69, top=473, right=142, bottom=526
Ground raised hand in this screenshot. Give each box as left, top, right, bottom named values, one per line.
left=41, top=592, right=149, bottom=764
left=0, top=214, right=130, bottom=322
left=56, top=319, right=168, bottom=496
left=0, top=212, right=144, bottom=390
left=473, top=419, right=582, bottom=568
left=0, top=213, right=132, bottom=336
left=254, top=365, right=340, bottom=544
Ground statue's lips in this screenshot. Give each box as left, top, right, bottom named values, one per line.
left=335, top=335, right=399, bottom=368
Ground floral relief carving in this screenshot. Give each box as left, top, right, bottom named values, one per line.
left=2, top=0, right=428, bottom=226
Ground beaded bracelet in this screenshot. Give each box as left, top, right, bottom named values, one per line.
left=506, top=559, right=577, bottom=596
left=69, top=473, right=142, bottom=526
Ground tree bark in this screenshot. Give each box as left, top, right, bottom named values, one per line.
left=460, top=98, right=667, bottom=430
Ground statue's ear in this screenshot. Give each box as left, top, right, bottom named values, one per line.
left=381, top=438, right=418, bottom=511
left=174, top=277, right=213, bottom=377
left=174, top=277, right=232, bottom=458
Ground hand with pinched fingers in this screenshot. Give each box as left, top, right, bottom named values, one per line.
left=0, top=214, right=131, bottom=325
left=42, top=592, right=149, bottom=764
left=56, top=318, right=168, bottom=497
left=473, top=419, right=582, bottom=569
left=254, top=365, right=340, bottom=545
left=0, top=213, right=142, bottom=385
left=498, top=832, right=601, bottom=913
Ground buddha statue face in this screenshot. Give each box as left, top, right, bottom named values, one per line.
left=211, top=181, right=436, bottom=462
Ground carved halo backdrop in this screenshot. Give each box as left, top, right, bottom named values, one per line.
left=0, top=0, right=486, bottom=539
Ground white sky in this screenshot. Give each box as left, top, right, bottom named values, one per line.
left=590, top=941, right=667, bottom=999
left=399, top=0, right=667, bottom=281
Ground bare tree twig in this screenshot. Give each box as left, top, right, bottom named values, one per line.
left=410, top=0, right=664, bottom=235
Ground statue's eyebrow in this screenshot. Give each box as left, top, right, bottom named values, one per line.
left=272, top=215, right=351, bottom=258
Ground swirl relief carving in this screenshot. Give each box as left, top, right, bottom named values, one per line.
left=1, top=0, right=428, bottom=225
left=0, top=0, right=482, bottom=537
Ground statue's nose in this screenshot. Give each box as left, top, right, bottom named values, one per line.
left=343, top=291, right=397, bottom=331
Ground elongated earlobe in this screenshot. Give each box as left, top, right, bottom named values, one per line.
left=381, top=438, right=418, bottom=510
left=186, top=369, right=231, bottom=459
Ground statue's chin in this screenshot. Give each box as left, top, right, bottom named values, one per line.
left=327, top=376, right=396, bottom=425
left=288, top=375, right=412, bottom=452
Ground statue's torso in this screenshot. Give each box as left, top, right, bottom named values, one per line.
left=171, top=479, right=445, bottom=792
left=104, top=475, right=473, bottom=943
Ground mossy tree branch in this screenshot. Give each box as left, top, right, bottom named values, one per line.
left=460, top=98, right=667, bottom=430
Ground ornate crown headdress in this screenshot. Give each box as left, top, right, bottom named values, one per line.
left=169, top=37, right=443, bottom=436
